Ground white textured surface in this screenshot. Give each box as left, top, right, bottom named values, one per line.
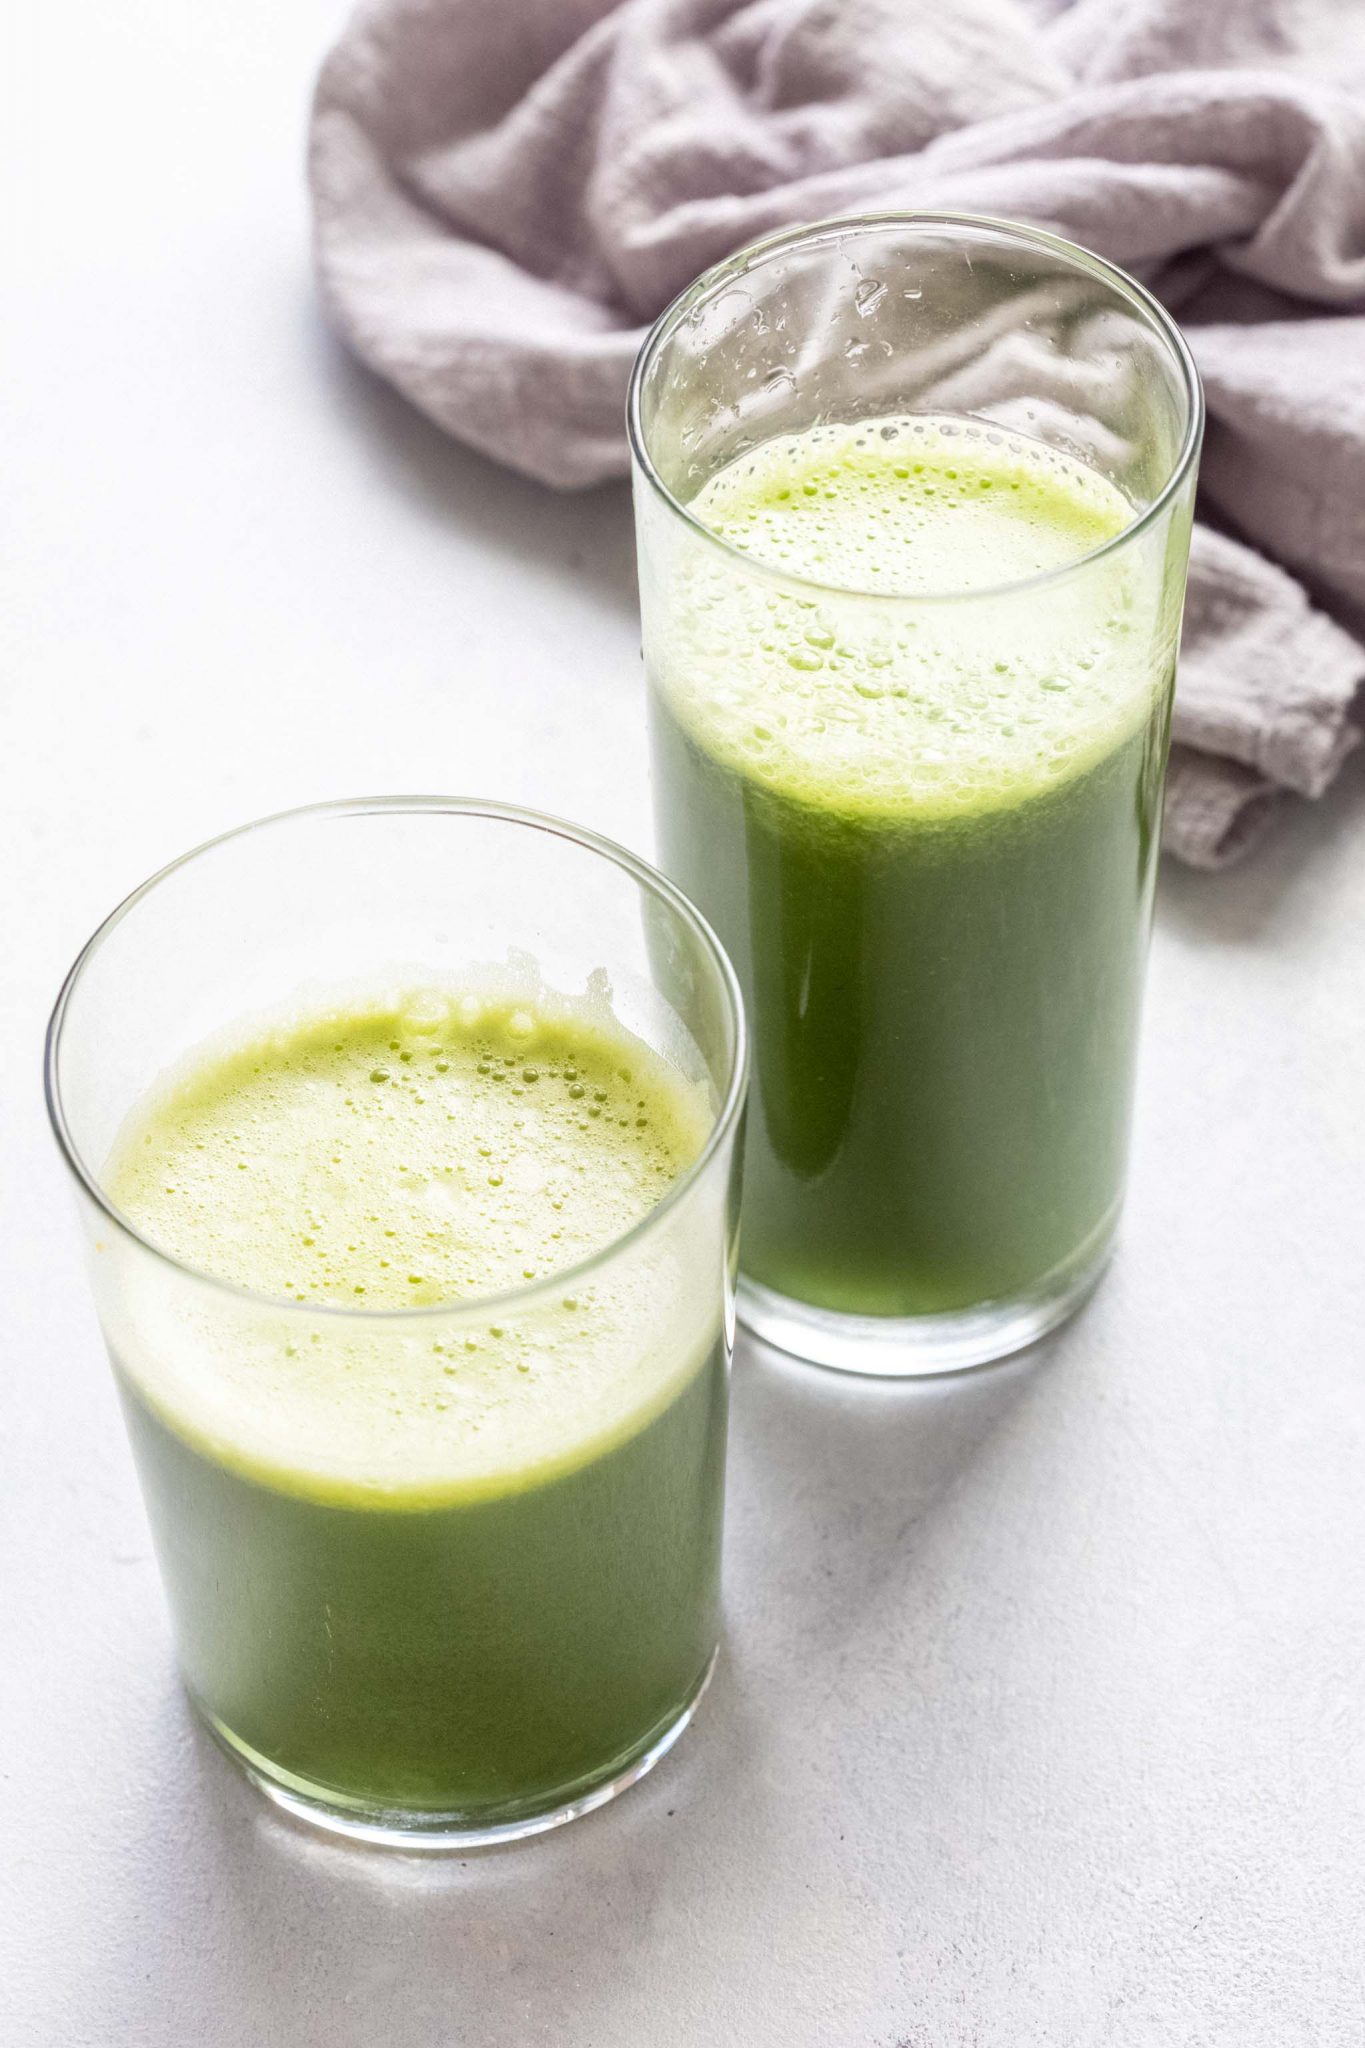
left=4, top=6, right=1364, bottom=2043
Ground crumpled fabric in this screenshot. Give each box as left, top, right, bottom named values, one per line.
left=310, top=0, right=1365, bottom=864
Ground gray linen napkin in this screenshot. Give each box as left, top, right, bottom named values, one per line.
left=310, top=0, right=1365, bottom=865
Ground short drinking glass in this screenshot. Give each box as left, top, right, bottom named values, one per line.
left=46, top=799, right=747, bottom=1844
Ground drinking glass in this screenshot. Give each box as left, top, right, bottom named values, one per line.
left=630, top=213, right=1202, bottom=1375
left=46, top=798, right=747, bottom=1845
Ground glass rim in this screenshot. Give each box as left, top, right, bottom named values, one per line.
left=626, top=209, right=1205, bottom=606
left=44, top=795, right=749, bottom=1325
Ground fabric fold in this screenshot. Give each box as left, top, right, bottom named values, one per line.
left=310, top=0, right=1365, bottom=862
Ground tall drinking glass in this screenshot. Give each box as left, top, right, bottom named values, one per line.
left=631, top=213, right=1202, bottom=1375
left=46, top=799, right=746, bottom=1845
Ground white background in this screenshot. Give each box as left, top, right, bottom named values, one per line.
left=4, top=4, right=1364, bottom=2043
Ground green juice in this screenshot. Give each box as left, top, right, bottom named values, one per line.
left=647, top=416, right=1177, bottom=1319
left=105, top=989, right=726, bottom=1823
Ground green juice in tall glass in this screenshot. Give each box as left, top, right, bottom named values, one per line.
left=104, top=988, right=726, bottom=1825
left=647, top=415, right=1182, bottom=1328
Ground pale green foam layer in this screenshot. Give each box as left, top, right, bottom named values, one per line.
left=99, top=985, right=721, bottom=1505
left=110, top=992, right=705, bottom=1310
left=656, top=414, right=1169, bottom=821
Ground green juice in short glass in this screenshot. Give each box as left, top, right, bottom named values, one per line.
left=105, top=988, right=725, bottom=1825
left=648, top=414, right=1179, bottom=1328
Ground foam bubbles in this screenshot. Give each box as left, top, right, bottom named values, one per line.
left=656, top=414, right=1170, bottom=822
left=111, top=995, right=704, bottom=1312
left=99, top=990, right=722, bottom=1503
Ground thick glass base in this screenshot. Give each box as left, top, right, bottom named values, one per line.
left=192, top=1649, right=717, bottom=1851
left=737, top=1216, right=1116, bottom=1378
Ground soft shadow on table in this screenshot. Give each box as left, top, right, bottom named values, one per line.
left=723, top=1327, right=1044, bottom=1661
left=309, top=313, right=639, bottom=616
left=1157, top=745, right=1365, bottom=949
